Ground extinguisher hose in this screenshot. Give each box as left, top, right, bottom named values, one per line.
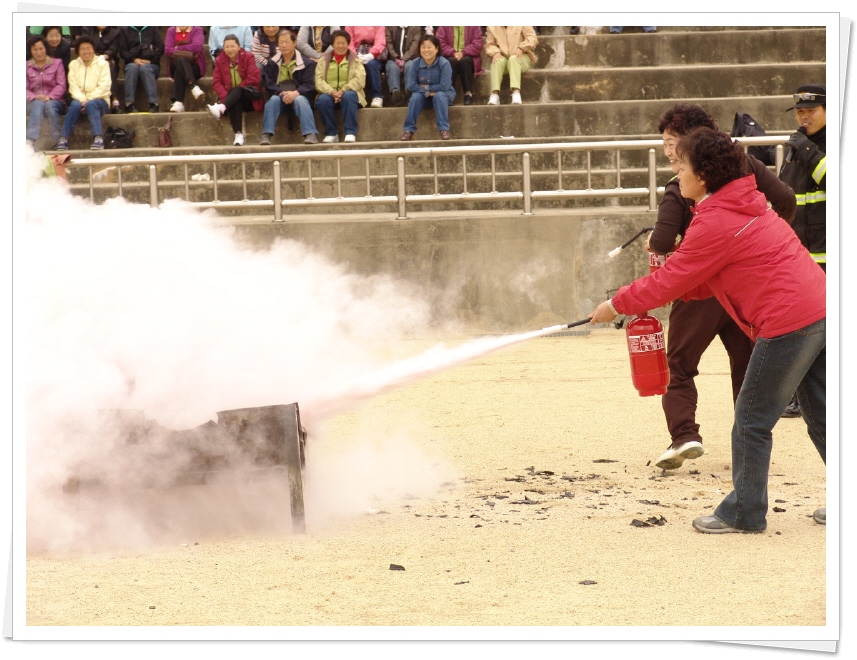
left=607, top=226, right=656, bottom=258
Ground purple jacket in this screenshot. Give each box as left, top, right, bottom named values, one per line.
left=26, top=57, right=67, bottom=102
left=165, top=26, right=206, bottom=77
left=435, top=26, right=484, bottom=75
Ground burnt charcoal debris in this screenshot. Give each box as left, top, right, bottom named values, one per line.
left=773, top=507, right=787, bottom=513
left=579, top=580, right=598, bottom=585
left=593, top=459, right=618, bottom=463
left=389, top=564, right=406, bottom=571
left=631, top=516, right=667, bottom=527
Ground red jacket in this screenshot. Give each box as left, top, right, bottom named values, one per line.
left=212, top=48, right=263, bottom=112
left=612, top=174, right=825, bottom=341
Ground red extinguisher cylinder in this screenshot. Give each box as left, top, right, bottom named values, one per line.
left=625, top=313, right=669, bottom=397
left=647, top=244, right=678, bottom=274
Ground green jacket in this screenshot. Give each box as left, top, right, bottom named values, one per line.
left=314, top=49, right=366, bottom=107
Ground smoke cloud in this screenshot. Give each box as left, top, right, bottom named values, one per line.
left=23, top=150, right=459, bottom=553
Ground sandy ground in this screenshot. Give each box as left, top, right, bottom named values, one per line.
left=25, top=327, right=827, bottom=629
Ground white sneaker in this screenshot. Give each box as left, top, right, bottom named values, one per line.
left=344, top=134, right=356, bottom=143
left=370, top=97, right=383, bottom=108
left=170, top=101, right=185, bottom=112
left=487, top=93, right=500, bottom=106
left=233, top=132, right=245, bottom=146
left=511, top=91, right=522, bottom=105
left=191, top=85, right=204, bottom=100
left=208, top=103, right=222, bottom=119
left=655, top=441, right=704, bottom=470
left=322, top=135, right=339, bottom=143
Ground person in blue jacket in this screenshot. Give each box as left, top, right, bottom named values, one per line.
left=400, top=34, right=455, bottom=141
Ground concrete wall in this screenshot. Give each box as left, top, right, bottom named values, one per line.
left=230, top=209, right=664, bottom=332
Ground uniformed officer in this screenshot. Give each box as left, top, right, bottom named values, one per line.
left=778, top=83, right=826, bottom=420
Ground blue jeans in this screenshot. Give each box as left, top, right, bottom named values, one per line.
left=404, top=92, right=451, bottom=132
left=384, top=59, right=415, bottom=92
left=61, top=99, right=109, bottom=138
left=315, top=90, right=359, bottom=137
left=363, top=58, right=383, bottom=100
left=27, top=99, right=66, bottom=142
left=124, top=62, right=160, bottom=104
left=262, top=94, right=318, bottom=136
left=714, top=318, right=826, bottom=531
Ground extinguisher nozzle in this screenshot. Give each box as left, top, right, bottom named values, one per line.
left=608, top=247, right=622, bottom=258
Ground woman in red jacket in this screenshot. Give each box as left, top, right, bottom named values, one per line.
left=590, top=127, right=826, bottom=534
left=208, top=34, right=263, bottom=145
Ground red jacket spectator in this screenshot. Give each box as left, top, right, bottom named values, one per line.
left=211, top=47, right=264, bottom=112
left=435, top=26, right=484, bottom=75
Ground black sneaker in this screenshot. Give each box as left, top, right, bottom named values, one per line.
left=125, top=103, right=137, bottom=114
left=390, top=88, right=401, bottom=105
left=111, top=103, right=123, bottom=114
left=149, top=103, right=159, bottom=113
left=781, top=396, right=801, bottom=418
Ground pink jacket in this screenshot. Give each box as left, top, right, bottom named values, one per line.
left=345, top=26, right=386, bottom=58
left=435, top=26, right=484, bottom=75
left=165, top=26, right=207, bottom=77
left=612, top=174, right=826, bottom=340
left=26, top=56, right=67, bottom=102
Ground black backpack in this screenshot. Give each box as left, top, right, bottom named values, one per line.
left=730, top=112, right=775, bottom=166
left=104, top=126, right=135, bottom=149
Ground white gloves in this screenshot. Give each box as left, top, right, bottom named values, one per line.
left=359, top=53, right=374, bottom=64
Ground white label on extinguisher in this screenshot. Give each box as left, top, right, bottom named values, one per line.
left=628, top=332, right=665, bottom=353
left=649, top=252, right=668, bottom=268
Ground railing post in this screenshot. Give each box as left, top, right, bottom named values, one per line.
left=775, top=144, right=784, bottom=175
left=396, top=156, right=407, bottom=219
left=149, top=164, right=158, bottom=208
left=273, top=160, right=283, bottom=222
left=648, top=147, right=658, bottom=211
left=522, top=152, right=533, bottom=215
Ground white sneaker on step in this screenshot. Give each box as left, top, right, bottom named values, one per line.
left=511, top=91, right=522, bottom=104
left=370, top=97, right=383, bottom=108
left=322, top=135, right=339, bottom=143
left=233, top=132, right=245, bottom=146
left=344, top=134, right=356, bottom=142
left=208, top=103, right=222, bottom=119
left=170, top=101, right=185, bottom=112
left=191, top=85, right=204, bottom=99
left=487, top=93, right=500, bottom=105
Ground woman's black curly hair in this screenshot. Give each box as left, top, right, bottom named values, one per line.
left=657, top=103, right=718, bottom=136
left=675, top=127, right=746, bottom=194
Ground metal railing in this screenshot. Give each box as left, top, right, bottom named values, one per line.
left=66, top=136, right=789, bottom=221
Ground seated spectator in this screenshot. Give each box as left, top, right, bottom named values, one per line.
left=400, top=34, right=454, bottom=141
left=609, top=27, right=657, bottom=33
left=208, top=34, right=264, bottom=146
left=484, top=26, right=538, bottom=105
left=165, top=26, right=206, bottom=112
left=42, top=27, right=71, bottom=75
left=435, top=26, right=483, bottom=105
left=260, top=29, right=319, bottom=145
left=209, top=26, right=253, bottom=60
left=252, top=26, right=282, bottom=70
left=296, top=25, right=340, bottom=62
left=79, top=27, right=123, bottom=113
left=384, top=26, right=422, bottom=106
left=314, top=29, right=365, bottom=143
left=118, top=26, right=164, bottom=113
left=26, top=35, right=67, bottom=149
left=345, top=26, right=385, bottom=107
left=55, top=36, right=111, bottom=151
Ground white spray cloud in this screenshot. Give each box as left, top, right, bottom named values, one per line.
left=24, top=150, right=450, bottom=552
left=23, top=150, right=568, bottom=553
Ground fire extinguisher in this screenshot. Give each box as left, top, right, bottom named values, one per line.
left=625, top=313, right=669, bottom=396
left=647, top=242, right=679, bottom=274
